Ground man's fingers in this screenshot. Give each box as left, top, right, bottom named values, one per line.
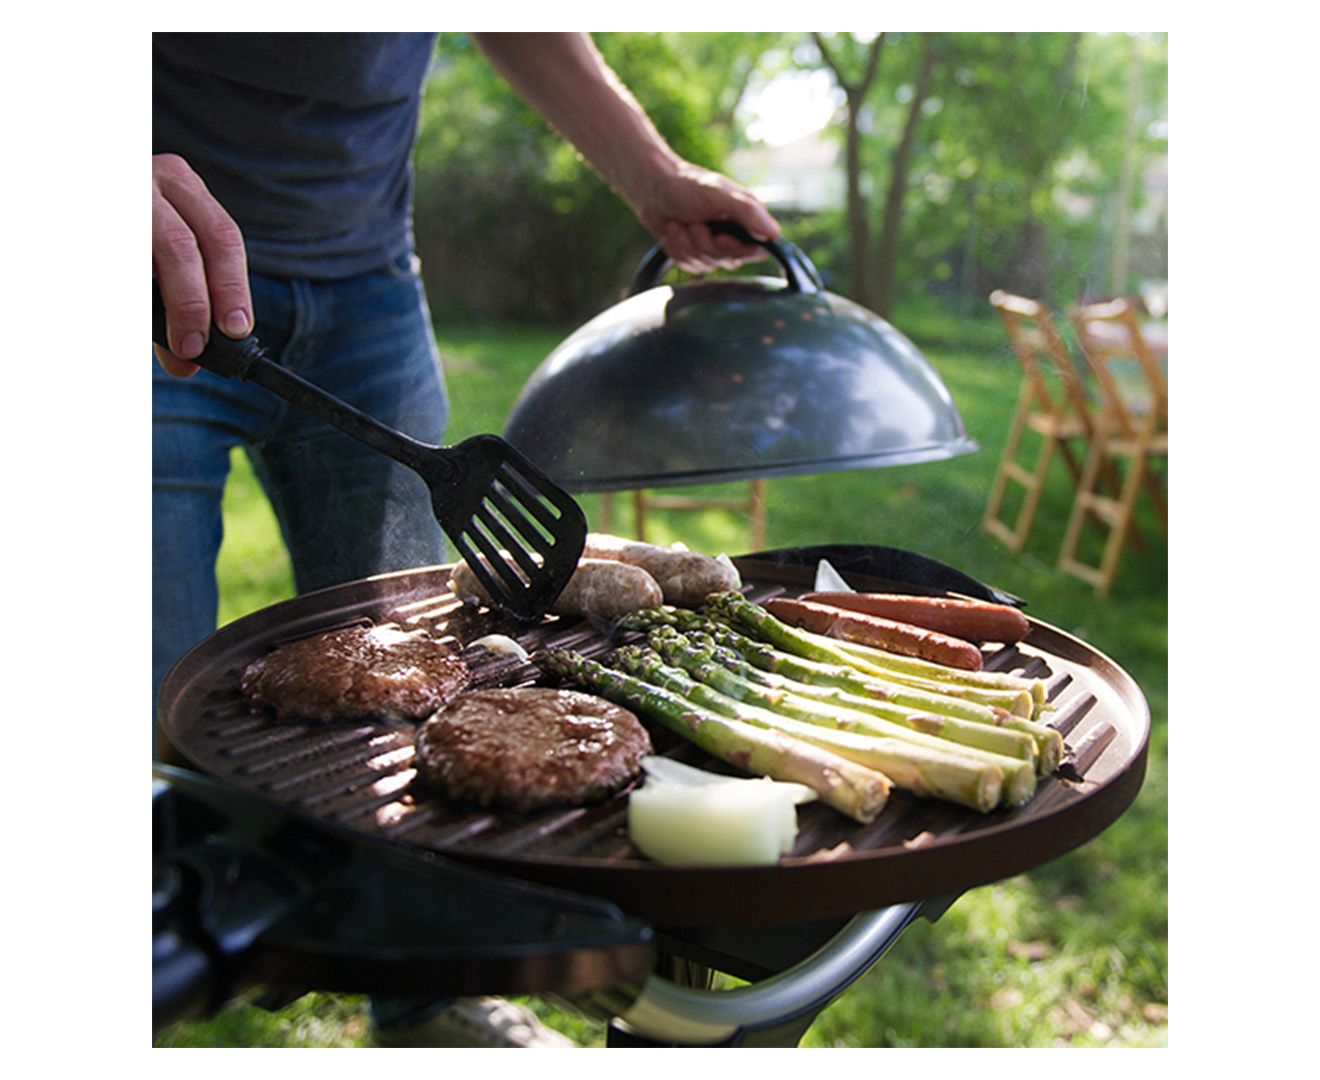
left=152, top=154, right=252, bottom=367
left=152, top=200, right=211, bottom=359
left=193, top=208, right=251, bottom=339
left=663, top=220, right=769, bottom=275
left=712, top=225, right=770, bottom=262
left=662, top=222, right=720, bottom=274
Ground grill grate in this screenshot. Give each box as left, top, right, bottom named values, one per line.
left=159, top=560, right=1148, bottom=925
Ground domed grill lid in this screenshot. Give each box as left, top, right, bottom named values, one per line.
left=504, top=227, right=976, bottom=493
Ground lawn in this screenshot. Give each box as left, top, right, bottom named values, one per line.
left=156, top=299, right=1168, bottom=1048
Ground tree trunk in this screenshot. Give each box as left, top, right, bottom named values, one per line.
left=874, top=34, right=937, bottom=318
left=813, top=33, right=885, bottom=307
left=1006, top=32, right=1082, bottom=301
left=842, top=92, right=871, bottom=304
left=1110, top=34, right=1142, bottom=296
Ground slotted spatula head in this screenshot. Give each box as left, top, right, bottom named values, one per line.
left=417, top=435, right=588, bottom=622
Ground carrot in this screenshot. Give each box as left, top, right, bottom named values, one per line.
left=763, top=598, right=985, bottom=671
left=799, top=591, right=1030, bottom=644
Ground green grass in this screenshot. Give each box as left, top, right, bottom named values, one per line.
left=156, top=302, right=1167, bottom=1048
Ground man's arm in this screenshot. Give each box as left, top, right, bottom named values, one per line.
left=471, top=33, right=780, bottom=273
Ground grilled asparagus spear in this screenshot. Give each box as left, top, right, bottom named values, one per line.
left=628, top=606, right=1062, bottom=776
left=645, top=626, right=1038, bottom=806
left=704, top=592, right=1046, bottom=713
left=626, top=603, right=1030, bottom=716
left=613, top=646, right=1006, bottom=813
left=534, top=648, right=891, bottom=824
left=687, top=598, right=1063, bottom=774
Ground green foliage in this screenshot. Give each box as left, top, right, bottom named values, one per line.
left=411, top=34, right=632, bottom=324
left=883, top=32, right=1167, bottom=306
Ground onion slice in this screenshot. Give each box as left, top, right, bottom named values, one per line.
left=813, top=558, right=853, bottom=593
left=627, top=757, right=816, bottom=866
left=470, top=634, right=530, bottom=662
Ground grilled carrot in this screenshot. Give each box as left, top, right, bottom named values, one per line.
left=763, top=598, right=985, bottom=671
left=799, top=591, right=1030, bottom=644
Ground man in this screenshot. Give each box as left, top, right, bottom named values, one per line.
left=152, top=32, right=779, bottom=1047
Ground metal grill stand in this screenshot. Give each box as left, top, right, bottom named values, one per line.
left=588, top=897, right=958, bottom=1046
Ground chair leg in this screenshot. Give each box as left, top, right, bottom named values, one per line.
left=1102, top=452, right=1149, bottom=554
left=982, top=470, right=1020, bottom=550
left=748, top=479, right=767, bottom=553
left=1060, top=438, right=1147, bottom=553
left=1058, top=426, right=1115, bottom=593
left=983, top=408, right=1039, bottom=552
left=625, top=483, right=767, bottom=551
left=1013, top=435, right=1057, bottom=550
left=1142, top=464, right=1168, bottom=533
left=633, top=490, right=649, bottom=543
left=1093, top=449, right=1151, bottom=596
left=1060, top=429, right=1160, bottom=596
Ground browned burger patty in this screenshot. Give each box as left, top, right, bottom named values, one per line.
left=239, top=625, right=468, bottom=723
left=413, top=687, right=652, bottom=813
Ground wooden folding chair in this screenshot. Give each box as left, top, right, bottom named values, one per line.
left=1058, top=297, right=1168, bottom=595
left=982, top=290, right=1098, bottom=552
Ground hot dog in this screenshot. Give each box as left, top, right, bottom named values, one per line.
left=582, top=533, right=741, bottom=608
left=799, top=591, right=1030, bottom=644
left=763, top=597, right=985, bottom=671
left=450, top=557, right=664, bottom=620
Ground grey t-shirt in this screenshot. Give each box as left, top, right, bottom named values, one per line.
left=153, top=32, right=437, bottom=279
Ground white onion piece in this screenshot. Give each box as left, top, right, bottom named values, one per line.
left=640, top=755, right=737, bottom=787
left=470, top=634, right=530, bottom=662
left=628, top=758, right=816, bottom=866
left=639, top=756, right=812, bottom=799
left=813, top=558, right=854, bottom=593
left=715, top=552, right=743, bottom=588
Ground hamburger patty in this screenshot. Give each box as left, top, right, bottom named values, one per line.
left=239, top=624, right=468, bottom=723
left=414, top=687, right=652, bottom=813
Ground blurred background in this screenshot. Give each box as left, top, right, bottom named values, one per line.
left=412, top=32, right=1166, bottom=330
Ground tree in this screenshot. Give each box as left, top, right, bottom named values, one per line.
left=811, top=32, right=886, bottom=307
left=894, top=32, right=1148, bottom=307
left=873, top=33, right=938, bottom=317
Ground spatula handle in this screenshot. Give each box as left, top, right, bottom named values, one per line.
left=151, top=280, right=436, bottom=473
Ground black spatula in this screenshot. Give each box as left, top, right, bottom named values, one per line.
left=153, top=282, right=586, bottom=622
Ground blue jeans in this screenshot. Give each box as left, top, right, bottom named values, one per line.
left=152, top=253, right=450, bottom=743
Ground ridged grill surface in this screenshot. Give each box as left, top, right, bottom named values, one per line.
left=159, top=559, right=1148, bottom=926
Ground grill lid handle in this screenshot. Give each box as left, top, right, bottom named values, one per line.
left=626, top=220, right=824, bottom=297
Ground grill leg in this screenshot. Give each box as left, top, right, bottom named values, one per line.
left=595, top=899, right=955, bottom=1047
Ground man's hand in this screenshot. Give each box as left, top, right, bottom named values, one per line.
left=152, top=153, right=252, bottom=377
left=626, top=157, right=781, bottom=275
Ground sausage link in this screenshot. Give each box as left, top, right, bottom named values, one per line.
left=450, top=557, right=664, bottom=620
left=800, top=591, right=1030, bottom=644
left=764, top=597, right=984, bottom=671
left=582, top=533, right=741, bottom=608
